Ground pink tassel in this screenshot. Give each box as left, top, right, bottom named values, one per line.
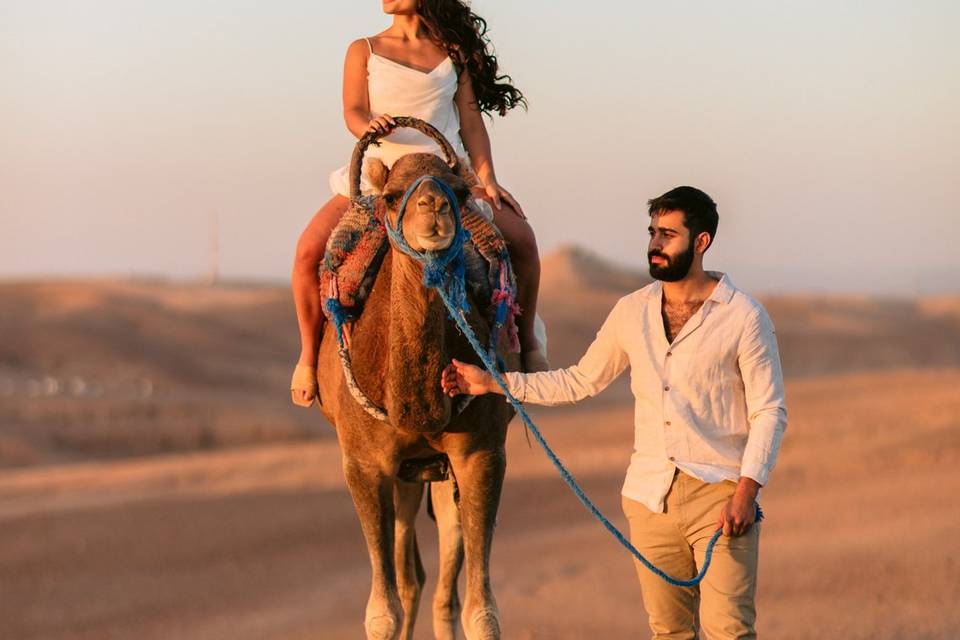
left=506, top=301, right=522, bottom=353
left=491, top=263, right=522, bottom=354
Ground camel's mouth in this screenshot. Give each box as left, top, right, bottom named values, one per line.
left=386, top=174, right=464, bottom=254
left=415, top=231, right=455, bottom=252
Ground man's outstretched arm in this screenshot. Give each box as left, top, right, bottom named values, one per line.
left=441, top=299, right=630, bottom=406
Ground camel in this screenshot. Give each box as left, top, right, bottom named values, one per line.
left=317, top=121, right=519, bottom=640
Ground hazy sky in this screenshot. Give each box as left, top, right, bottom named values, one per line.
left=3, top=1, right=958, bottom=294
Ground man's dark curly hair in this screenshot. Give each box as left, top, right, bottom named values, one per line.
left=418, top=0, right=526, bottom=116
left=648, top=186, right=720, bottom=249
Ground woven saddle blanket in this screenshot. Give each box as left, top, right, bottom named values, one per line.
left=319, top=195, right=520, bottom=351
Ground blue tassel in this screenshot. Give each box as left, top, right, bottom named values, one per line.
left=325, top=298, right=349, bottom=346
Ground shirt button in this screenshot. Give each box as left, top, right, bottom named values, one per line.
left=664, top=386, right=670, bottom=391
left=669, top=456, right=676, bottom=461
left=665, top=421, right=672, bottom=426
left=666, top=352, right=672, bottom=357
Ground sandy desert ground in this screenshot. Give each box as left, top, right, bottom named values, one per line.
left=1, top=246, right=958, bottom=639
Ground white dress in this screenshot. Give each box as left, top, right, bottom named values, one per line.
left=328, top=38, right=546, bottom=354
left=329, top=38, right=471, bottom=197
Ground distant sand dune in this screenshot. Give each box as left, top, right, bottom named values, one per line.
left=1, top=248, right=958, bottom=468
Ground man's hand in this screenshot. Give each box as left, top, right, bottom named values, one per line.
left=441, top=359, right=497, bottom=396
left=718, top=477, right=761, bottom=537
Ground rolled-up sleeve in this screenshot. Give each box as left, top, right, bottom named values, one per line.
left=737, top=306, right=787, bottom=485
left=504, top=299, right=629, bottom=406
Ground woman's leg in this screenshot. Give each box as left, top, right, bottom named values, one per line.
left=291, top=193, right=350, bottom=406
left=490, top=202, right=549, bottom=372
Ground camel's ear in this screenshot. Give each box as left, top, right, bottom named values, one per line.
left=454, top=156, right=482, bottom=190
left=366, top=158, right=389, bottom=194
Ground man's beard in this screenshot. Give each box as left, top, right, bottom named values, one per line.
left=648, top=239, right=695, bottom=282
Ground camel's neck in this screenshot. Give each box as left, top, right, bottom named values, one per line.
left=384, top=249, right=452, bottom=432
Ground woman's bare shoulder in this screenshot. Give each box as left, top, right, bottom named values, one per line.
left=346, top=37, right=371, bottom=55
left=343, top=38, right=374, bottom=71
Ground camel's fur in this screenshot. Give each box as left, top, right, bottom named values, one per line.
left=318, top=152, right=519, bottom=640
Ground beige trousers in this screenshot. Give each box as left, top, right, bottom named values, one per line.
left=621, top=469, right=760, bottom=640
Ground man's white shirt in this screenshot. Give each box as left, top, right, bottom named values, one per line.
left=504, top=272, right=787, bottom=513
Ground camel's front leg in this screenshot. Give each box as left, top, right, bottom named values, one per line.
left=394, top=480, right=426, bottom=640
left=447, top=448, right=506, bottom=640
left=431, top=476, right=464, bottom=640
left=343, top=459, right=404, bottom=640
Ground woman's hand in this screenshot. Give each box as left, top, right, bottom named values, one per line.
left=365, top=114, right=397, bottom=135
left=441, top=359, right=496, bottom=396
left=483, top=181, right=525, bottom=218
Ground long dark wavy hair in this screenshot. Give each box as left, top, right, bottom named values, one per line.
left=417, top=0, right=526, bottom=116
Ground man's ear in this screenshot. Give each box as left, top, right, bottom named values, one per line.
left=696, top=231, right=713, bottom=254
left=366, top=158, right=389, bottom=194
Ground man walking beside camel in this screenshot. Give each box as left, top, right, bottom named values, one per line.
left=442, top=186, right=788, bottom=639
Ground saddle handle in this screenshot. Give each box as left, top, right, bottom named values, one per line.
left=349, top=116, right=460, bottom=200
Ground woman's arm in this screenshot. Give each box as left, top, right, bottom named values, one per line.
left=454, top=68, right=524, bottom=216
left=343, top=38, right=395, bottom=138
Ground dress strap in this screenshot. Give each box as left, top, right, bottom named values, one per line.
left=364, top=37, right=374, bottom=55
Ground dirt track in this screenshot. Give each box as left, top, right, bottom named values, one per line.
left=2, top=370, right=958, bottom=639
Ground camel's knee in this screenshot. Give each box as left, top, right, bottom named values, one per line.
left=365, top=612, right=402, bottom=640
left=397, top=582, right=423, bottom=613
left=365, top=587, right=404, bottom=640
left=462, top=604, right=501, bottom=640
left=433, top=584, right=461, bottom=615
left=398, top=573, right=423, bottom=596
left=432, top=601, right=460, bottom=640
left=432, top=571, right=461, bottom=640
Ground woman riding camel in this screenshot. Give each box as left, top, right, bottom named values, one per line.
left=291, top=0, right=546, bottom=406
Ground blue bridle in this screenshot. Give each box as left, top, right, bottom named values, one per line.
left=384, top=174, right=472, bottom=315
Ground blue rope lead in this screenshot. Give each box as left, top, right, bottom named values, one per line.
left=384, top=175, right=762, bottom=587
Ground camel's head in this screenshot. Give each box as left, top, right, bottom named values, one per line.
left=369, top=153, right=472, bottom=252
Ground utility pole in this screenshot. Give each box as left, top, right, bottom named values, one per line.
left=208, top=210, right=220, bottom=285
